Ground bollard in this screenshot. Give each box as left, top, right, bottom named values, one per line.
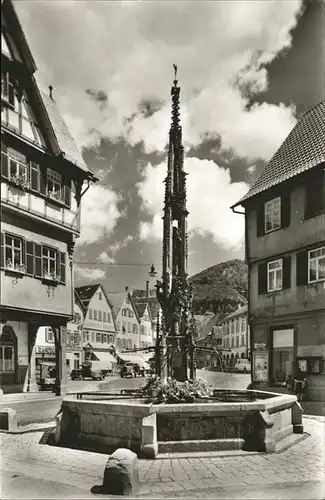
left=91, top=448, right=139, bottom=496
left=0, top=408, right=17, bottom=431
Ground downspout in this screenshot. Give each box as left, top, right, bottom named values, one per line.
left=231, top=203, right=252, bottom=383
left=71, top=175, right=94, bottom=363
left=70, top=178, right=90, bottom=322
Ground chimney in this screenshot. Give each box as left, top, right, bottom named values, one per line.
left=145, top=281, right=149, bottom=300
left=49, top=85, right=54, bottom=100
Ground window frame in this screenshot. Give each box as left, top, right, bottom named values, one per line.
left=267, top=259, right=283, bottom=292
left=1, top=72, right=15, bottom=108
left=308, top=246, right=325, bottom=284
left=42, top=245, right=58, bottom=280
left=4, top=232, right=25, bottom=273
left=46, top=327, right=54, bottom=343
left=46, top=168, right=63, bottom=202
left=0, top=343, right=15, bottom=373
left=264, top=196, right=281, bottom=234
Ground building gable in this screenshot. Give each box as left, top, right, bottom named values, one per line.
left=1, top=0, right=94, bottom=178
left=233, top=101, right=325, bottom=208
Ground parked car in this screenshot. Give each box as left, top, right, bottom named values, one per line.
left=70, top=369, right=83, bottom=380
left=120, top=362, right=137, bottom=378
left=234, top=359, right=251, bottom=373
left=81, top=364, right=105, bottom=380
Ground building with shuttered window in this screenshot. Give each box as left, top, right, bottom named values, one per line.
left=0, top=0, right=96, bottom=395
left=75, top=284, right=116, bottom=368
left=231, top=100, right=325, bottom=401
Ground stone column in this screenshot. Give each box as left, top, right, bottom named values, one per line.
left=54, top=326, right=67, bottom=396
left=26, top=323, right=39, bottom=392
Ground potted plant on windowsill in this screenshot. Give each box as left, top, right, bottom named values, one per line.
left=42, top=271, right=60, bottom=285
left=9, top=174, right=30, bottom=191
left=5, top=259, right=26, bottom=275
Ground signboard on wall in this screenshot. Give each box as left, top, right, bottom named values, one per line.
left=35, top=346, right=55, bottom=355
left=253, top=350, right=269, bottom=382
left=273, top=329, right=294, bottom=348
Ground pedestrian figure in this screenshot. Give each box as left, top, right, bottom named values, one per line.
left=294, top=368, right=308, bottom=401
left=286, top=374, right=294, bottom=394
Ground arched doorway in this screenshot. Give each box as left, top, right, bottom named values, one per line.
left=0, top=324, right=18, bottom=388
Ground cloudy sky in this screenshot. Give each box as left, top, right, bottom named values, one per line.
left=15, top=0, right=324, bottom=292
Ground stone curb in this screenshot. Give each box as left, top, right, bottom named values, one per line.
left=0, top=420, right=55, bottom=435
left=303, top=414, right=325, bottom=422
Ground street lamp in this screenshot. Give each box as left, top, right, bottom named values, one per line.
left=149, top=264, right=157, bottom=278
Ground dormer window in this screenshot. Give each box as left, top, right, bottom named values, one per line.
left=47, top=168, right=62, bottom=202
left=265, top=197, right=281, bottom=233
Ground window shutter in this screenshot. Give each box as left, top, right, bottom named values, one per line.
left=30, top=163, right=40, bottom=191
left=0, top=233, right=4, bottom=268
left=26, top=241, right=34, bottom=275
left=282, top=255, right=291, bottom=289
left=1, top=151, right=9, bottom=178
left=296, top=250, right=308, bottom=286
left=34, top=244, right=42, bottom=277
left=305, top=171, right=325, bottom=219
left=64, top=178, right=71, bottom=208
left=59, top=252, right=66, bottom=283
left=258, top=262, right=267, bottom=294
left=256, top=204, right=265, bottom=237
left=281, top=193, right=291, bottom=228
left=39, top=167, right=46, bottom=195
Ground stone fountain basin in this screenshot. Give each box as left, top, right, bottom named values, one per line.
left=55, top=390, right=304, bottom=458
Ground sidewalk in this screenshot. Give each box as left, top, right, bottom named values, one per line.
left=0, top=416, right=324, bottom=499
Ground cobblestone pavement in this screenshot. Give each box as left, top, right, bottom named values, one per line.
left=0, top=416, right=324, bottom=499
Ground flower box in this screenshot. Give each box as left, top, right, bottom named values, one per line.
left=5, top=260, right=26, bottom=274
left=9, top=175, right=30, bottom=190
left=42, top=272, right=60, bottom=284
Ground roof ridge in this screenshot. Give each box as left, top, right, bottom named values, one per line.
left=232, top=99, right=325, bottom=207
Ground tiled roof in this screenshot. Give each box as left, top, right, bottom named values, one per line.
left=133, top=301, right=147, bottom=319
left=75, top=284, right=100, bottom=308
left=74, top=289, right=85, bottom=312
left=131, top=291, right=160, bottom=319
left=232, top=101, right=325, bottom=207
left=194, top=313, right=218, bottom=341
left=105, top=291, right=128, bottom=318
left=132, top=288, right=156, bottom=298
left=223, top=304, right=248, bottom=321
left=40, top=91, right=90, bottom=174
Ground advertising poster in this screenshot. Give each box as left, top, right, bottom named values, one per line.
left=254, top=351, right=269, bottom=382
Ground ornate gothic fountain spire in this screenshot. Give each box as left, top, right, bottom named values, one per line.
left=156, top=66, right=194, bottom=382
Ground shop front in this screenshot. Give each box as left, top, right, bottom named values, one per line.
left=34, top=345, right=56, bottom=387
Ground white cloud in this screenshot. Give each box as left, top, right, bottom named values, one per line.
left=108, top=235, right=134, bottom=256
left=137, top=157, right=249, bottom=250
left=75, top=266, right=105, bottom=281
left=98, top=252, right=116, bottom=264
left=16, top=0, right=302, bottom=161
left=77, top=184, right=121, bottom=246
